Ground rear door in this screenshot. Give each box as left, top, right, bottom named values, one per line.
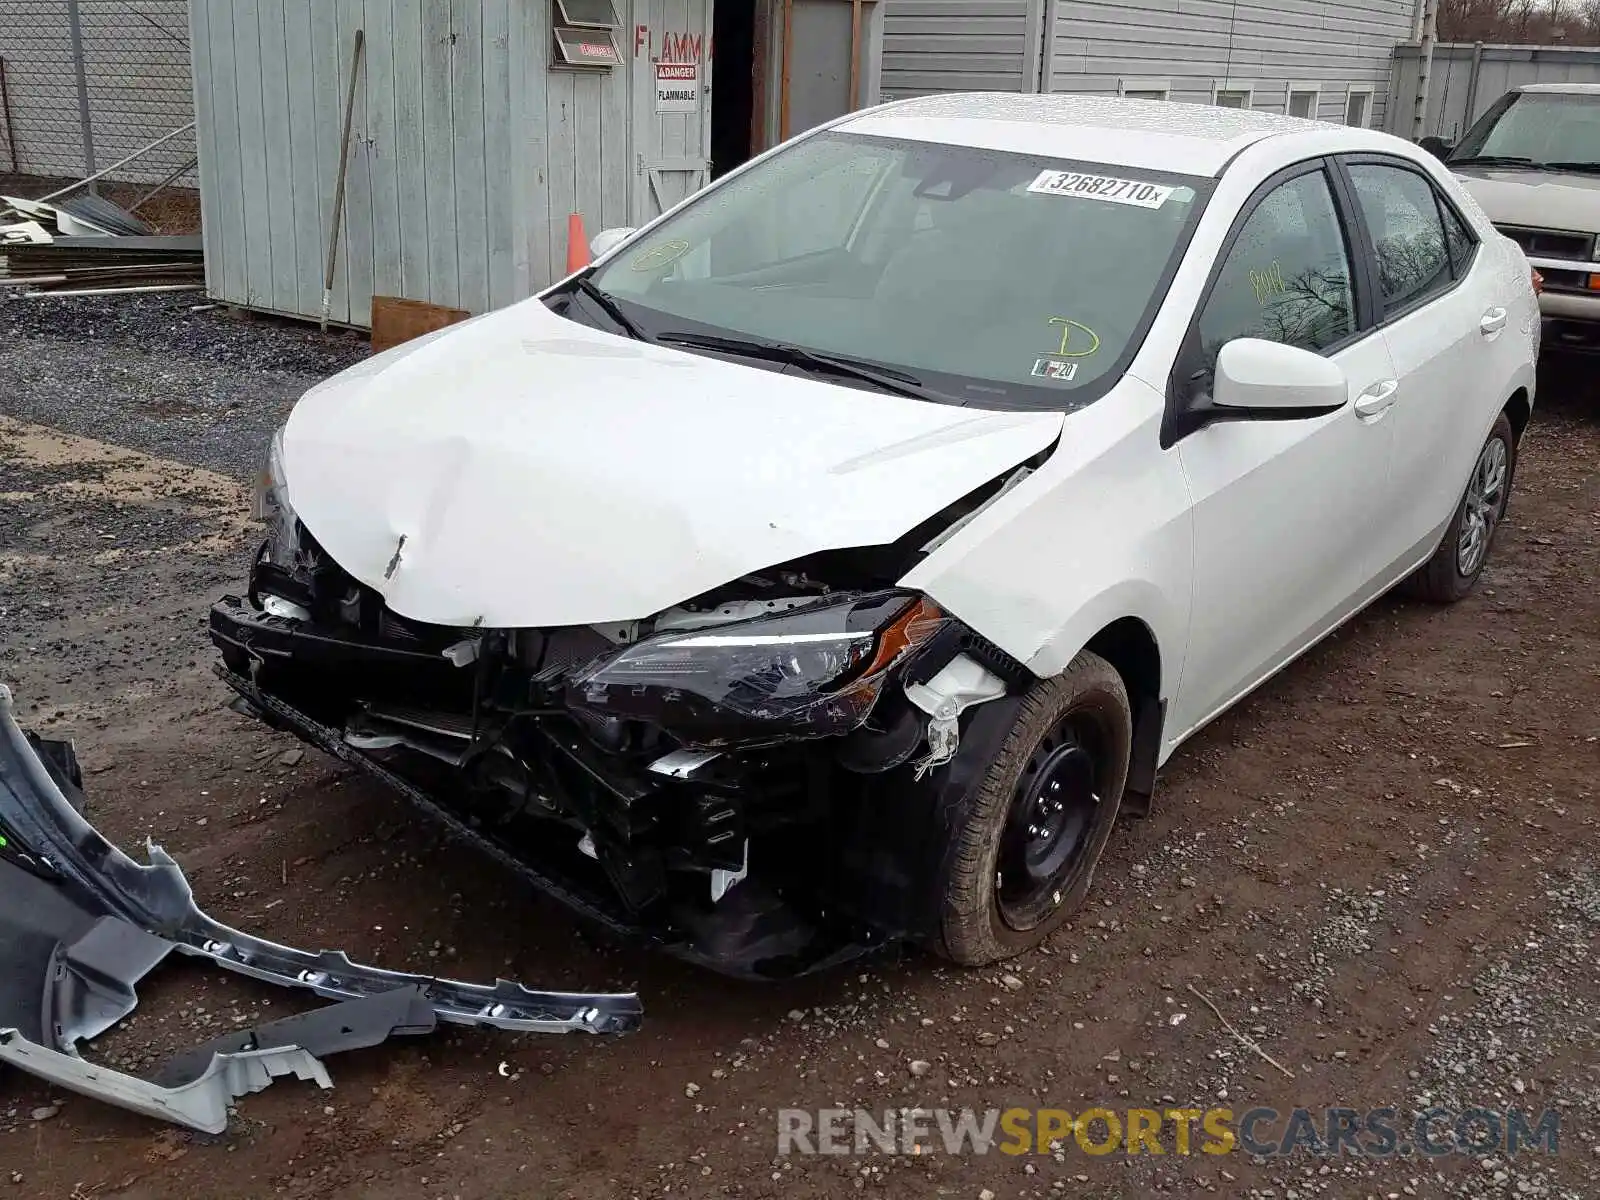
left=631, top=0, right=714, bottom=226
left=1336, top=155, right=1509, bottom=582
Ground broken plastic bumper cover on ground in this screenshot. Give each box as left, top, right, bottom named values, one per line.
left=0, top=684, right=641, bottom=1134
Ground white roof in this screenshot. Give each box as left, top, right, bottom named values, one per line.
left=838, top=92, right=1331, bottom=179
left=1519, top=82, right=1600, bottom=94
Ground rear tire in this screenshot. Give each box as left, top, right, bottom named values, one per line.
left=1404, top=413, right=1516, bottom=605
left=932, top=652, right=1132, bottom=966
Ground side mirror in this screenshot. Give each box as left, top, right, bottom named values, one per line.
left=1417, top=135, right=1454, bottom=160
left=1213, top=338, right=1348, bottom=416
left=589, top=227, right=636, bottom=259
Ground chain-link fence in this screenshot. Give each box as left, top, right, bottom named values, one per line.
left=0, top=0, right=196, bottom=188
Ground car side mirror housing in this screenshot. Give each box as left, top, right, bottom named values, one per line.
left=590, top=227, right=636, bottom=259
left=1417, top=135, right=1454, bottom=160
left=1212, top=338, right=1349, bottom=416
left=1162, top=338, right=1352, bottom=448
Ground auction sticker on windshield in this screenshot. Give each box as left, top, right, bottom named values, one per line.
left=1027, top=170, right=1174, bottom=209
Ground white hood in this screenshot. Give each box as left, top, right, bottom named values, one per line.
left=281, top=299, right=1064, bottom=628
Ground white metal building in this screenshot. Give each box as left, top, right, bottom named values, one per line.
left=189, top=0, right=886, bottom=327
left=880, top=0, right=1417, bottom=131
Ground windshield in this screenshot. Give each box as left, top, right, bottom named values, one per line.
left=585, top=131, right=1208, bottom=407
left=1451, top=91, right=1600, bottom=167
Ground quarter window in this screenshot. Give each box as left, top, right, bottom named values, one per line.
left=1439, top=197, right=1478, bottom=276
left=1196, top=170, right=1356, bottom=366
left=1347, top=164, right=1451, bottom=312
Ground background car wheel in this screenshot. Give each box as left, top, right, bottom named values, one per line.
left=1404, top=413, right=1517, bottom=605
left=933, top=651, right=1132, bottom=966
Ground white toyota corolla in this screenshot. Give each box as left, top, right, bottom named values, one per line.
left=213, top=94, right=1540, bottom=978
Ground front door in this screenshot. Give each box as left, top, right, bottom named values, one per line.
left=631, top=0, right=715, bottom=226
left=1170, top=164, right=1399, bottom=740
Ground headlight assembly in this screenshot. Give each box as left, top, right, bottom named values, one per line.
left=254, top=425, right=301, bottom=568
left=568, top=592, right=947, bottom=745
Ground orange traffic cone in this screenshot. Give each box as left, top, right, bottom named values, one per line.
left=566, top=212, right=590, bottom=274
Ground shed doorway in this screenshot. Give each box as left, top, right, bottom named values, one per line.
left=710, top=0, right=758, bottom=179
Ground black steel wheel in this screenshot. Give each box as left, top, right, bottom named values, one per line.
left=932, top=650, right=1133, bottom=966
left=995, top=712, right=1110, bottom=931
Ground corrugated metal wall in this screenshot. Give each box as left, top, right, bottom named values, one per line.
left=883, top=0, right=1413, bottom=128
left=1391, top=42, right=1600, bottom=143
left=190, top=0, right=631, bottom=327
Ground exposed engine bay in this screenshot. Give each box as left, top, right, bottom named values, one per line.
left=210, top=447, right=1042, bottom=978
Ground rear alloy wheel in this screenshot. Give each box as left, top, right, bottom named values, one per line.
left=934, top=652, right=1132, bottom=966
left=1405, top=413, right=1517, bottom=604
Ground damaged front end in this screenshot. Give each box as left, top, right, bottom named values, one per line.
left=0, top=684, right=640, bottom=1134
left=211, top=442, right=1040, bottom=978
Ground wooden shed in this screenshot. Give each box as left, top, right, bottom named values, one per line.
left=188, top=0, right=886, bottom=328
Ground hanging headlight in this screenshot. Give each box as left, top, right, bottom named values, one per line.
left=567, top=592, right=947, bottom=745
left=253, top=425, right=301, bottom=568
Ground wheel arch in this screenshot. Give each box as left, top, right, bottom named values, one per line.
left=1081, top=616, right=1165, bottom=818
left=1503, top=386, right=1532, bottom=445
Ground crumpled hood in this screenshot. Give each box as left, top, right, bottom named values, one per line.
left=1451, top=166, right=1600, bottom=236
left=281, top=298, right=1063, bottom=628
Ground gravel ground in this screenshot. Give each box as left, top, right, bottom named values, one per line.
left=0, top=291, right=1595, bottom=1199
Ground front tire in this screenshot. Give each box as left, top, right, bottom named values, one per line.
left=1405, top=413, right=1516, bottom=604
left=932, top=652, right=1132, bottom=966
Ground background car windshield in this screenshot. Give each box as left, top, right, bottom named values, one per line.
left=1453, top=91, right=1600, bottom=165
left=591, top=132, right=1205, bottom=405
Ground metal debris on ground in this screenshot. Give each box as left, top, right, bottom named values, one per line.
left=0, top=193, right=202, bottom=296
left=0, top=683, right=643, bottom=1135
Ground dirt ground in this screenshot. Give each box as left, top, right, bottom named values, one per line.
left=0, top=296, right=1595, bottom=1200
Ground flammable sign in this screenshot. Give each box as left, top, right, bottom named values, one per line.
left=655, top=62, right=699, bottom=113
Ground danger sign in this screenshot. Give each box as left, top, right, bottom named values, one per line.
left=655, top=62, right=699, bottom=113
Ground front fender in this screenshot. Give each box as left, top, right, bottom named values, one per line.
left=904, top=380, right=1192, bottom=704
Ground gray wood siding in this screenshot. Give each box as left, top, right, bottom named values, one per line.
left=881, top=0, right=1038, bottom=97
left=190, top=0, right=631, bottom=326
left=1047, top=0, right=1414, bottom=127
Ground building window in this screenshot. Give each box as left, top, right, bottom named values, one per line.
left=1212, top=82, right=1254, bottom=109
left=1119, top=78, right=1170, bottom=102
left=1345, top=87, right=1374, bottom=128
left=552, top=0, right=620, bottom=69
left=1286, top=85, right=1320, bottom=119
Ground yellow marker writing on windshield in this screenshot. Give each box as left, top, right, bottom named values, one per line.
left=1048, top=317, right=1102, bottom=358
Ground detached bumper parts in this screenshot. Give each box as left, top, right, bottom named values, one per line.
left=0, top=685, right=641, bottom=1134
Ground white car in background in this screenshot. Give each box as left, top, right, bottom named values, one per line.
left=1425, top=82, right=1600, bottom=352
left=213, top=94, right=1540, bottom=978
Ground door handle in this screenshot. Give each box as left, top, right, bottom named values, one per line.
left=1353, top=379, right=1399, bottom=418
left=1480, top=308, right=1508, bottom=335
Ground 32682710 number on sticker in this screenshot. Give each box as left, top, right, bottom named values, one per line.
left=1027, top=170, right=1174, bottom=210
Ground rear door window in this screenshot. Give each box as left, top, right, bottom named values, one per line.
left=1346, top=164, right=1453, bottom=314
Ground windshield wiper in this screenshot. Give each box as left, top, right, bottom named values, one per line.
left=1448, top=154, right=1545, bottom=168
left=655, top=331, right=956, bottom=402
left=572, top=276, right=649, bottom=341
left=1542, top=160, right=1600, bottom=175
